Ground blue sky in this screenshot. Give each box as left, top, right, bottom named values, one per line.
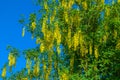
left=0, top=0, right=39, bottom=79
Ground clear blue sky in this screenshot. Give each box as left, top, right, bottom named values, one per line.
left=0, top=0, right=39, bottom=79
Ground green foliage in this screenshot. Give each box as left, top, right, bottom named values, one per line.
left=1, top=0, right=120, bottom=80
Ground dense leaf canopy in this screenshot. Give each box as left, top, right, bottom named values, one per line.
left=1, top=0, right=120, bottom=80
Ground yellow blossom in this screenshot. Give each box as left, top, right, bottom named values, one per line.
left=31, top=22, right=36, bottom=31
left=64, top=11, right=68, bottom=23
left=101, top=0, right=104, bottom=4
left=114, top=30, right=117, bottom=39
left=57, top=46, right=61, bottom=54
left=54, top=22, right=61, bottom=45
left=40, top=43, right=45, bottom=53
left=73, top=32, right=79, bottom=51
left=44, top=2, right=48, bottom=11
left=106, top=7, right=110, bottom=16
left=68, top=0, right=74, bottom=9
left=94, top=46, right=99, bottom=59
left=1, top=66, right=6, bottom=78
left=22, top=27, right=25, bottom=37
left=21, top=78, right=28, bottom=80
left=89, top=43, right=92, bottom=55
left=26, top=58, right=31, bottom=75
left=33, top=61, right=40, bottom=76
left=116, top=39, right=120, bottom=49
left=61, top=73, right=69, bottom=80
left=82, top=1, right=87, bottom=10
left=8, top=53, right=16, bottom=67
left=118, top=0, right=120, bottom=3
left=68, top=28, right=72, bottom=48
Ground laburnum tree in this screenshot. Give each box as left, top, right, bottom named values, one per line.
left=1, top=0, right=120, bottom=80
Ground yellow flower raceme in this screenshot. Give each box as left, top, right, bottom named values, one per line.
left=61, top=73, right=69, bottom=80
left=26, top=58, right=31, bottom=75
left=82, top=1, right=87, bottom=10
left=46, top=31, right=52, bottom=43
left=57, top=46, right=61, bottom=54
left=94, top=46, right=99, bottom=59
left=89, top=43, right=92, bottom=55
left=118, top=0, right=120, bottom=3
left=31, top=22, right=36, bottom=31
left=62, top=0, right=67, bottom=9
left=40, top=43, right=45, bottom=53
left=57, top=33, right=61, bottom=45
left=42, top=20, right=46, bottom=34
left=67, top=28, right=72, bottom=48
left=50, top=9, right=56, bottom=24
left=116, top=39, right=120, bottom=49
left=76, top=0, right=81, bottom=5
left=68, top=0, right=74, bottom=9
left=79, top=30, right=83, bottom=46
left=73, top=32, right=79, bottom=51
left=1, top=66, right=6, bottom=78
left=101, top=0, right=104, bottom=4
left=103, top=32, right=109, bottom=42
left=8, top=53, right=16, bottom=67
left=64, top=11, right=68, bottom=23
left=22, top=27, right=25, bottom=37
left=33, top=61, right=40, bottom=76
left=106, top=7, right=110, bottom=16
left=21, top=78, right=28, bottom=80
left=44, top=2, right=48, bottom=11
left=54, top=22, right=61, bottom=45
left=114, top=30, right=117, bottom=39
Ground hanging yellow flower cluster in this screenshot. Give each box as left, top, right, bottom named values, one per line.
left=1, top=66, right=6, bottom=78
left=22, top=27, right=25, bottom=37
left=33, top=60, right=40, bottom=76
left=94, top=45, right=99, bottom=59
left=79, top=30, right=88, bottom=56
left=89, top=43, right=92, bottom=55
left=42, top=17, right=47, bottom=37
left=68, top=0, right=74, bottom=9
left=103, top=32, right=109, bottom=42
left=70, top=55, right=74, bottom=73
left=40, top=43, right=45, bottom=53
left=103, top=25, right=109, bottom=42
left=76, top=0, right=81, bottom=5
left=79, top=30, right=84, bottom=47
left=113, top=29, right=117, bottom=39
left=118, top=0, right=120, bottom=3
left=60, top=73, right=69, bottom=80
left=26, top=58, right=31, bottom=75
left=106, top=7, right=110, bottom=16
left=73, top=32, right=79, bottom=51
left=44, top=1, right=48, bottom=11
left=116, top=39, right=120, bottom=49
left=8, top=53, right=16, bottom=67
left=54, top=21, right=61, bottom=46
left=64, top=11, right=69, bottom=23
left=21, top=78, right=28, bottom=80
left=50, top=9, right=56, bottom=24
left=57, top=46, right=61, bottom=54
left=31, top=21, right=36, bottom=31
left=81, top=46, right=88, bottom=57
left=101, top=0, right=104, bottom=4
left=61, top=0, right=67, bottom=9
left=67, top=27, right=72, bottom=49
left=82, top=1, right=87, bottom=10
